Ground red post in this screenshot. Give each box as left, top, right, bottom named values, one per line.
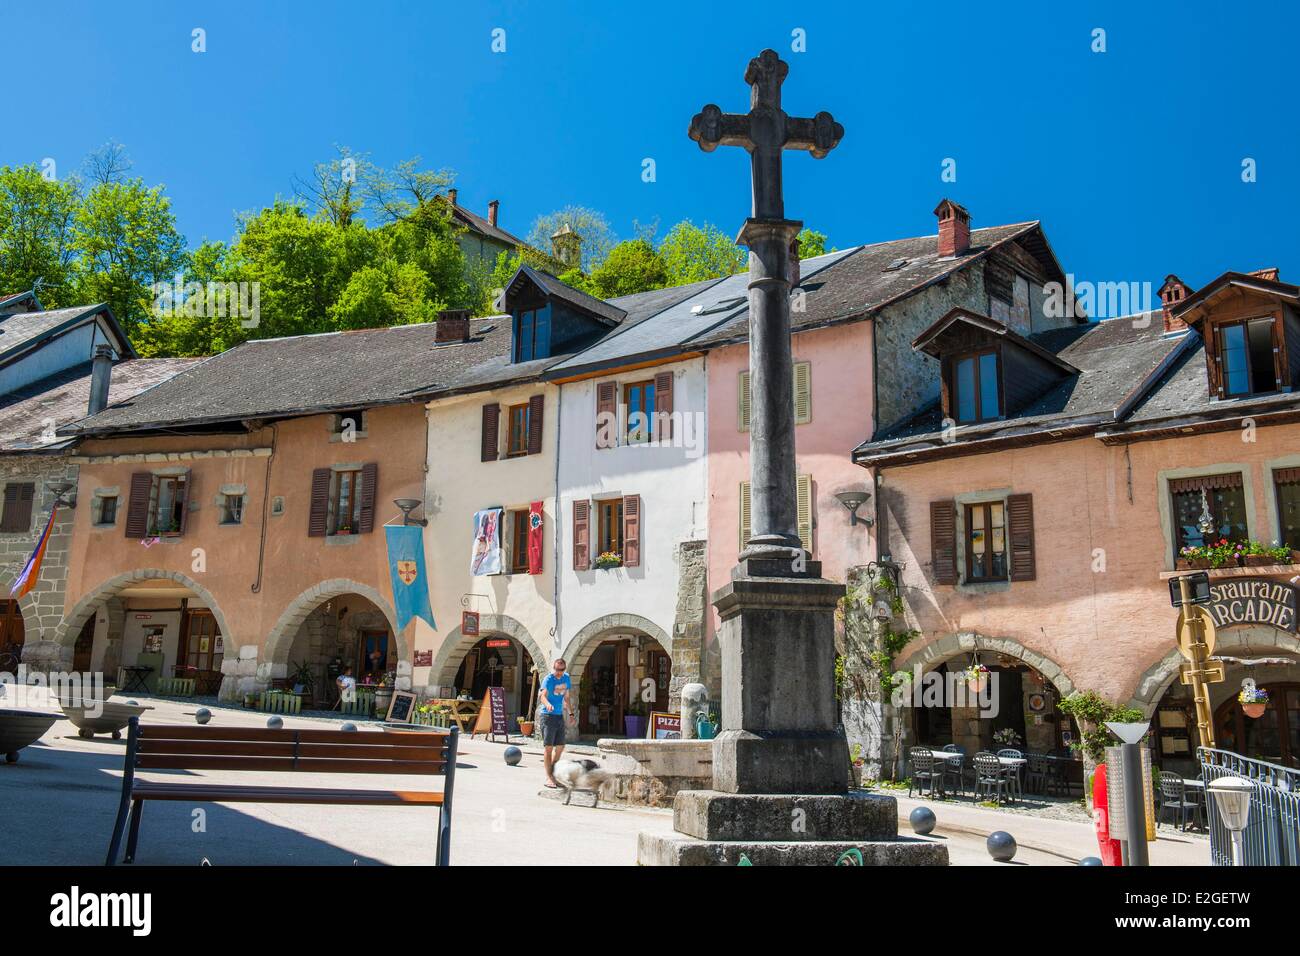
left=1092, top=762, right=1123, bottom=866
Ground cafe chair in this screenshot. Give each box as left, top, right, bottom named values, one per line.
left=974, top=752, right=1010, bottom=805
left=908, top=747, right=945, bottom=799
left=1158, top=771, right=1203, bottom=832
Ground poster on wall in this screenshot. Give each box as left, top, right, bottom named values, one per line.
left=470, top=508, right=503, bottom=576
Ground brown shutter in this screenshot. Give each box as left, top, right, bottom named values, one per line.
left=307, top=468, right=330, bottom=537
left=596, top=381, right=618, bottom=449
left=481, top=403, right=500, bottom=462
left=1007, top=493, right=1036, bottom=582
left=929, top=499, right=957, bottom=585
left=176, top=470, right=193, bottom=535
left=1208, top=325, right=1224, bottom=397
left=527, top=393, right=544, bottom=455
left=124, top=472, right=153, bottom=539
left=358, top=462, right=378, bottom=533
left=0, top=483, right=34, bottom=532
left=623, top=494, right=641, bottom=566
left=573, top=500, right=590, bottom=570
left=654, top=370, right=673, bottom=441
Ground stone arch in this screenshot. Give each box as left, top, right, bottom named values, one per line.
left=561, top=612, right=673, bottom=684
left=428, top=614, right=546, bottom=690
left=893, top=631, right=1076, bottom=697
left=55, top=569, right=234, bottom=653
left=263, top=579, right=404, bottom=670
left=1128, top=626, right=1300, bottom=716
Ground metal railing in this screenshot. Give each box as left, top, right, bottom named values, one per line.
left=1197, top=747, right=1300, bottom=866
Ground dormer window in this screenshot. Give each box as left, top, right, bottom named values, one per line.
left=513, top=305, right=552, bottom=362
left=1218, top=316, right=1278, bottom=397
left=953, top=350, right=1000, bottom=423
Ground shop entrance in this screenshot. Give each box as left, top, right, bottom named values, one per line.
left=1215, top=682, right=1300, bottom=768
left=452, top=636, right=529, bottom=719
left=577, top=633, right=671, bottom=737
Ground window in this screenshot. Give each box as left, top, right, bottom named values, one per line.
left=0, top=483, right=35, bottom=532
left=97, top=495, right=118, bottom=526
left=1218, top=317, right=1277, bottom=397
left=624, top=381, right=656, bottom=443
left=953, top=350, right=1000, bottom=423
left=333, top=410, right=366, bottom=437
left=738, top=361, right=812, bottom=431
left=513, top=305, right=552, bottom=362
left=509, top=508, right=530, bottom=573
left=1276, top=470, right=1300, bottom=550
left=1171, top=475, right=1248, bottom=553
left=506, top=403, right=530, bottom=457
left=149, top=476, right=188, bottom=536
left=965, top=502, right=1007, bottom=581
left=739, top=475, right=814, bottom=553
left=221, top=494, right=245, bottom=525
left=330, top=470, right=363, bottom=535
left=597, top=499, right=624, bottom=560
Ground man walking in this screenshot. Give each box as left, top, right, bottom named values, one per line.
left=539, top=658, right=572, bottom=788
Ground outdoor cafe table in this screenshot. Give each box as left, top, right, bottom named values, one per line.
left=923, top=749, right=1026, bottom=768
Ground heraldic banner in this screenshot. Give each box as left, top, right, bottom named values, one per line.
left=385, top=524, right=435, bottom=631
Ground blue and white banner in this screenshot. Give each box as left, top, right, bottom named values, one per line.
left=470, top=508, right=503, bottom=576
left=385, top=524, right=435, bottom=631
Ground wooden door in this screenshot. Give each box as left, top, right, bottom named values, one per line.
left=180, top=610, right=220, bottom=672
left=359, top=630, right=391, bottom=679
left=614, top=640, right=629, bottom=729
left=646, top=647, right=672, bottom=713
left=0, top=600, right=24, bottom=663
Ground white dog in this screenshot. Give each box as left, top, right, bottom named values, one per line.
left=552, top=758, right=610, bottom=806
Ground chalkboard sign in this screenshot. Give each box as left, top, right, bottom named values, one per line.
left=385, top=690, right=417, bottom=723
left=472, top=686, right=510, bottom=742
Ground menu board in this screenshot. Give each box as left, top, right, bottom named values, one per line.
left=473, top=686, right=510, bottom=741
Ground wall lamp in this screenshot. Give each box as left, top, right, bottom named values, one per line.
left=834, top=490, right=872, bottom=527
left=49, top=481, right=77, bottom=509
left=393, top=498, right=427, bottom=527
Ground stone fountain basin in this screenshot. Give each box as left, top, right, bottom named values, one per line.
left=60, top=698, right=153, bottom=739
left=0, top=709, right=65, bottom=763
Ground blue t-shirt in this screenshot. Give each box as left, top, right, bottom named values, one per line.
left=541, top=673, right=571, bottom=717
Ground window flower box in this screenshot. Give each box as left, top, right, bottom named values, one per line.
left=594, top=551, right=623, bottom=570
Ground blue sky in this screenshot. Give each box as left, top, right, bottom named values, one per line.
left=2, top=1, right=1295, bottom=293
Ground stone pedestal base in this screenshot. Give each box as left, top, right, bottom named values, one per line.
left=673, top=789, right=898, bottom=841
left=637, top=832, right=948, bottom=867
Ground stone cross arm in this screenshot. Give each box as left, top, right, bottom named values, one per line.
left=688, top=106, right=844, bottom=159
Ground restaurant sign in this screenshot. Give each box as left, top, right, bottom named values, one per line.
left=1205, top=578, right=1297, bottom=631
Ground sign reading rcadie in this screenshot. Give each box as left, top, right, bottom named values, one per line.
left=1205, top=578, right=1297, bottom=631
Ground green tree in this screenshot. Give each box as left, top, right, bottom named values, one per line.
left=0, top=165, right=81, bottom=306
left=588, top=238, right=668, bottom=298
left=659, top=220, right=747, bottom=285
left=796, top=227, right=830, bottom=259
left=72, top=178, right=188, bottom=334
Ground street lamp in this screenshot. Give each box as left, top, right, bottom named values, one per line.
left=834, top=490, right=873, bottom=527
left=1105, top=720, right=1153, bottom=866
left=1208, top=776, right=1254, bottom=866
left=392, top=498, right=427, bottom=527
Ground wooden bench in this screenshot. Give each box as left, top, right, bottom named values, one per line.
left=105, top=718, right=458, bottom=866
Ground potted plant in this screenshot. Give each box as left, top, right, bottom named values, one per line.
left=1239, top=683, right=1269, bottom=719
left=849, top=743, right=866, bottom=788
left=993, top=727, right=1022, bottom=749
left=964, top=663, right=990, bottom=693
left=373, top=671, right=396, bottom=717
left=624, top=701, right=648, bottom=738
left=517, top=715, right=535, bottom=736
left=594, top=551, right=623, bottom=570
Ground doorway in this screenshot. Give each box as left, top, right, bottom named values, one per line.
left=72, top=617, right=95, bottom=672
left=359, top=629, right=390, bottom=679
left=0, top=599, right=24, bottom=670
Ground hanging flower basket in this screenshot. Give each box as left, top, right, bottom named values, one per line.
left=1243, top=702, right=1267, bottom=719
left=964, top=664, right=989, bottom=693
left=1239, top=684, right=1269, bottom=718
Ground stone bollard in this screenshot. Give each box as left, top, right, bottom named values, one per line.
left=679, top=683, right=708, bottom=740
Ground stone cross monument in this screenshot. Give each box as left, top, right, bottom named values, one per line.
left=639, top=50, right=946, bottom=865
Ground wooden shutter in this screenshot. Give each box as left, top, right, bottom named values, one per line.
left=527, top=394, right=544, bottom=455
left=623, top=494, right=641, bottom=566
left=307, top=468, right=331, bottom=537
left=124, top=472, right=153, bottom=539
left=796, top=473, right=813, bottom=552
left=794, top=361, right=812, bottom=424
left=176, top=470, right=193, bottom=535
left=0, top=483, right=34, bottom=533
left=358, top=462, right=378, bottom=533
left=573, top=500, right=590, bottom=570
left=738, top=371, right=751, bottom=432
left=596, top=382, right=617, bottom=449
left=739, top=481, right=751, bottom=551
left=929, top=499, right=957, bottom=585
left=1007, top=493, right=1036, bottom=582
left=481, top=403, right=500, bottom=462
left=654, top=370, right=674, bottom=441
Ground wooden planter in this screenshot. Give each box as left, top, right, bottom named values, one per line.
left=1175, top=558, right=1213, bottom=570
left=1242, top=555, right=1275, bottom=567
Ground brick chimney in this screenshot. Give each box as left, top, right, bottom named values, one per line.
left=487, top=200, right=499, bottom=227
left=88, top=343, right=113, bottom=415
left=447, top=188, right=458, bottom=207
left=1158, top=274, right=1191, bottom=333
left=435, top=309, right=471, bottom=343
left=934, top=199, right=971, bottom=258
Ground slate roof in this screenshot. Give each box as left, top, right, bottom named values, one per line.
left=511, top=265, right=627, bottom=326
left=0, top=303, right=136, bottom=364
left=59, top=318, right=546, bottom=435
left=0, top=357, right=199, bottom=452
left=449, top=199, right=528, bottom=250
left=0, top=291, right=42, bottom=312
left=855, top=311, right=1191, bottom=463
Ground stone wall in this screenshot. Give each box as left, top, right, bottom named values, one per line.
left=669, top=539, right=707, bottom=711
left=1, top=454, right=78, bottom=672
